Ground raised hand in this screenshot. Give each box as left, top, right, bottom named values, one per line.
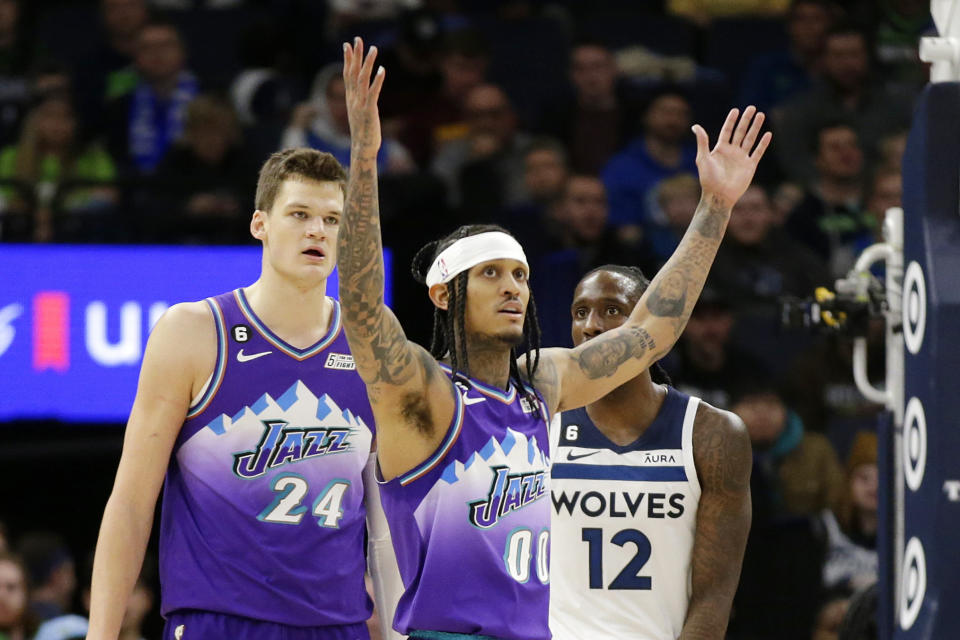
left=343, top=37, right=385, bottom=157
left=692, top=106, right=772, bottom=209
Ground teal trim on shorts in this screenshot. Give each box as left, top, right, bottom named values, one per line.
left=408, top=631, right=501, bottom=640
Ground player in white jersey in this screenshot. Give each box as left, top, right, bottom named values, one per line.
left=550, top=266, right=752, bottom=640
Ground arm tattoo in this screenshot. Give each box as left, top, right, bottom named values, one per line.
left=338, top=159, right=416, bottom=387
left=643, top=195, right=730, bottom=339
left=681, top=405, right=752, bottom=640
left=575, top=326, right=656, bottom=379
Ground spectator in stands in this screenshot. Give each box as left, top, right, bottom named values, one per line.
left=667, top=0, right=790, bottom=26
left=0, top=0, right=35, bottom=147
left=33, top=554, right=154, bottom=640
left=150, top=95, right=253, bottom=243
left=710, top=184, right=830, bottom=314
left=642, top=172, right=700, bottom=266
left=732, top=382, right=845, bottom=521
left=431, top=82, right=531, bottom=215
left=863, top=165, right=901, bottom=242
left=785, top=119, right=873, bottom=277
left=811, top=596, right=849, bottom=640
left=773, top=23, right=914, bottom=184
left=104, top=19, right=199, bottom=175
left=282, top=63, right=413, bottom=174
left=377, top=9, right=445, bottom=122
left=601, top=89, right=697, bottom=236
left=661, top=290, right=770, bottom=410
left=79, top=0, right=150, bottom=113
left=497, top=136, right=568, bottom=230
left=0, top=91, right=117, bottom=242
left=537, top=40, right=641, bottom=175
left=740, top=0, right=837, bottom=113
left=400, top=28, right=489, bottom=168
left=850, top=0, right=932, bottom=93
left=0, top=552, right=34, bottom=640
left=17, top=533, right=75, bottom=623
left=821, top=430, right=878, bottom=594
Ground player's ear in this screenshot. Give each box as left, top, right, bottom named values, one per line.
left=428, top=283, right=449, bottom=311
left=251, top=209, right=267, bottom=241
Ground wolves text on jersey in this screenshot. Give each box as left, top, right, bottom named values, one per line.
left=552, top=490, right=685, bottom=519
left=468, top=466, right=548, bottom=529
left=233, top=419, right=354, bottom=479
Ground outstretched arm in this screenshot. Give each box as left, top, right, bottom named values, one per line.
left=680, top=404, right=752, bottom=640
left=338, top=39, right=453, bottom=479
left=533, top=107, right=772, bottom=415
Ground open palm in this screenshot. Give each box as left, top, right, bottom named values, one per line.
left=343, top=37, right=385, bottom=154
left=693, top=106, right=772, bottom=208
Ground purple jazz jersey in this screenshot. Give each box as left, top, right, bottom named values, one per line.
left=159, top=289, right=375, bottom=627
left=379, top=365, right=552, bottom=640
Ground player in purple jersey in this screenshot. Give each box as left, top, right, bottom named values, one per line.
left=336, top=38, right=771, bottom=640
left=550, top=265, right=752, bottom=640
left=88, top=149, right=382, bottom=640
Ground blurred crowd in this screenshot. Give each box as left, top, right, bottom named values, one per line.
left=0, top=0, right=928, bottom=638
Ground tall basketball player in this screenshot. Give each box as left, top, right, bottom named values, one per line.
left=87, top=149, right=380, bottom=640
left=550, top=266, right=751, bottom=640
left=337, top=38, right=770, bottom=639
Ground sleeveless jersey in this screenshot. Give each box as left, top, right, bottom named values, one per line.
left=549, top=388, right=701, bottom=640
left=378, top=365, right=552, bottom=640
left=159, top=289, right=375, bottom=627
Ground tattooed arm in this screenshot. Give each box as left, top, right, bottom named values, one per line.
left=679, top=403, right=752, bottom=640
left=532, top=107, right=772, bottom=415
left=339, top=38, right=454, bottom=480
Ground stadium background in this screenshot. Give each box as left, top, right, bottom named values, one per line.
left=0, top=0, right=931, bottom=638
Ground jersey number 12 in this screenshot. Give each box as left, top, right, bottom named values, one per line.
left=581, top=528, right=653, bottom=590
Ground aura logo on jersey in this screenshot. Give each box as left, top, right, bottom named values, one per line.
left=233, top=420, right=354, bottom=479
left=468, top=466, right=548, bottom=528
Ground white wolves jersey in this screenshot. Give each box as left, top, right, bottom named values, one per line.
left=549, top=388, right=701, bottom=640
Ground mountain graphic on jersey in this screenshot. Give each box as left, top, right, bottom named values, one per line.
left=180, top=380, right=369, bottom=479
left=424, top=428, right=550, bottom=529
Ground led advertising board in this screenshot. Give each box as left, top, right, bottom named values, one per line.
left=0, top=245, right=391, bottom=423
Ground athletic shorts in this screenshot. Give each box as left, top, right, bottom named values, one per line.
left=163, top=610, right=370, bottom=640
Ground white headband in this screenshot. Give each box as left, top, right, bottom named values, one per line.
left=425, top=232, right=529, bottom=287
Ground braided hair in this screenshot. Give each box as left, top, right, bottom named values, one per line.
left=581, top=264, right=673, bottom=386
left=411, top=225, right=543, bottom=404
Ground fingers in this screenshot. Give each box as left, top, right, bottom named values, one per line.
left=692, top=124, right=709, bottom=163
left=343, top=37, right=381, bottom=93
left=731, top=105, right=757, bottom=147
left=370, top=65, right=386, bottom=102
left=716, top=108, right=739, bottom=149
left=741, top=110, right=765, bottom=151
left=750, top=131, right=773, bottom=162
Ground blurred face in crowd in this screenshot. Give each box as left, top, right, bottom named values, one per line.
left=868, top=172, right=902, bottom=220
left=816, top=125, right=863, bottom=181
left=850, top=463, right=879, bottom=513
left=136, top=25, right=185, bottom=86
left=0, top=0, right=17, bottom=38
left=658, top=177, right=700, bottom=231
left=326, top=75, right=349, bottom=133
left=732, top=392, right=788, bottom=446
left=570, top=45, right=617, bottom=105
left=465, top=85, right=515, bottom=146
left=524, top=147, right=568, bottom=202
left=0, top=559, right=26, bottom=630
left=788, top=1, right=832, bottom=58
left=682, top=305, right=733, bottom=365
left=102, top=0, right=148, bottom=39
left=823, top=32, right=869, bottom=92
left=34, top=97, right=77, bottom=151
left=728, top=185, right=775, bottom=246
left=442, top=53, right=486, bottom=98
left=644, top=94, right=691, bottom=145
left=561, top=176, right=608, bottom=244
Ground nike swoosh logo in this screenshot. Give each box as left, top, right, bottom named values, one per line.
left=237, top=349, right=272, bottom=362
left=566, top=451, right=599, bottom=461
left=463, top=395, right=486, bottom=405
